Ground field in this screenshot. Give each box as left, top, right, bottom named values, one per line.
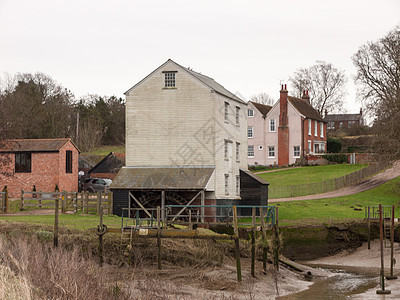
left=81, top=145, right=125, bottom=156
left=275, top=176, right=400, bottom=226
left=256, top=164, right=367, bottom=186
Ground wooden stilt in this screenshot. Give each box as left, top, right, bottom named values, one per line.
left=377, top=204, right=391, bottom=294
left=251, top=207, right=256, bottom=277
left=233, top=206, right=242, bottom=282
left=386, top=205, right=397, bottom=280
left=54, top=198, right=59, bottom=247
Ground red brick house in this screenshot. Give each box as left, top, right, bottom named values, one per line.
left=324, top=108, right=364, bottom=131
left=0, top=138, right=79, bottom=198
left=248, top=85, right=327, bottom=166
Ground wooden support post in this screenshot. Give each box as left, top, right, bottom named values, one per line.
left=251, top=207, right=256, bottom=278
left=74, top=192, right=78, bottom=214
left=259, top=208, right=268, bottom=274
left=61, top=192, right=66, bottom=214
left=157, top=206, right=162, bottom=270
left=54, top=198, right=59, bottom=247
left=20, top=190, right=24, bottom=211
left=98, top=203, right=104, bottom=267
left=85, top=192, right=89, bottom=214
left=97, top=191, right=101, bottom=215
left=109, top=192, right=113, bottom=215
left=201, top=190, right=205, bottom=223
left=161, top=191, right=165, bottom=224
left=386, top=205, right=397, bottom=280
left=368, top=206, right=371, bottom=250
left=38, top=190, right=42, bottom=208
left=4, top=186, right=9, bottom=214
left=189, top=209, right=192, bottom=230
left=233, top=206, right=242, bottom=282
left=377, top=204, right=391, bottom=294
left=274, top=207, right=280, bottom=271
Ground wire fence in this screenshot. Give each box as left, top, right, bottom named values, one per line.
left=268, top=162, right=390, bottom=199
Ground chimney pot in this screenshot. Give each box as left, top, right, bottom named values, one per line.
left=284, top=84, right=287, bottom=90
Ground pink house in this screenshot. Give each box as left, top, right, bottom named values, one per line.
left=248, top=85, right=327, bottom=166
left=0, top=138, right=79, bottom=198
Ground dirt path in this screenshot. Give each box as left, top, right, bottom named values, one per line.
left=269, top=161, right=400, bottom=203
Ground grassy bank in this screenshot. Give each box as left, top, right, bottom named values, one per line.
left=275, top=176, right=400, bottom=226
left=257, top=164, right=367, bottom=186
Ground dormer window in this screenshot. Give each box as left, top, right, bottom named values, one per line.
left=163, top=71, right=176, bottom=88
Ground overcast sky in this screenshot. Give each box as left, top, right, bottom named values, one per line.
left=1, top=0, right=399, bottom=114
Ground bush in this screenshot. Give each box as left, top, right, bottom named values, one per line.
left=322, top=154, right=348, bottom=163
left=327, top=138, right=342, bottom=153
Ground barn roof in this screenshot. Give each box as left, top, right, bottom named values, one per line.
left=89, top=152, right=125, bottom=174
left=110, top=166, right=214, bottom=190
left=0, top=138, right=79, bottom=153
left=249, top=101, right=272, bottom=117
left=324, top=113, right=362, bottom=122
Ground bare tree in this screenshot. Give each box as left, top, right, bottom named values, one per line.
left=289, top=61, right=347, bottom=115
left=250, top=92, right=275, bottom=106
left=353, top=25, right=400, bottom=158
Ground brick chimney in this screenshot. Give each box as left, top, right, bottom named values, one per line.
left=302, top=90, right=310, bottom=104
left=278, top=84, right=289, bottom=166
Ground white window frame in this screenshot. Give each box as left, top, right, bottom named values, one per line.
left=225, top=174, right=229, bottom=195
left=224, top=102, right=229, bottom=122
left=235, top=106, right=240, bottom=126
left=308, top=119, right=311, bottom=135
left=314, top=121, right=318, bottom=136
left=236, top=142, right=240, bottom=162
left=224, top=140, right=228, bottom=160
left=248, top=109, right=254, bottom=117
left=320, top=122, right=324, bottom=138
left=248, top=145, right=255, bottom=158
left=236, top=175, right=240, bottom=195
left=268, top=146, right=275, bottom=158
left=308, top=140, right=312, bottom=153
left=293, top=146, right=300, bottom=158
left=247, top=126, right=254, bottom=138
left=269, top=119, right=276, bottom=132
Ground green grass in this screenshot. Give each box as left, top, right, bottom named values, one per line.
left=257, top=164, right=367, bottom=186
left=0, top=213, right=122, bottom=231
left=275, top=176, right=400, bottom=226
left=81, top=145, right=125, bottom=156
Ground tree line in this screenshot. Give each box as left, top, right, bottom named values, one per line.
left=0, top=73, right=125, bottom=152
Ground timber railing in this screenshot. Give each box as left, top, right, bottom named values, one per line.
left=19, top=190, right=113, bottom=215
left=268, top=162, right=391, bottom=199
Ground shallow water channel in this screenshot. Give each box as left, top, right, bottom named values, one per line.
left=281, top=264, right=380, bottom=299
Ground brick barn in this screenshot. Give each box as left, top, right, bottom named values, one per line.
left=0, top=138, right=79, bottom=198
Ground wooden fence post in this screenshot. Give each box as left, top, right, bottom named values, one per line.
left=61, top=192, right=66, bottom=214
left=97, top=191, right=101, bottom=215
left=4, top=186, right=9, bottom=213
left=157, top=206, right=162, bottom=270
left=20, top=190, right=24, bottom=211
left=85, top=192, right=89, bottom=214
left=273, top=207, right=280, bottom=271
left=251, top=207, right=256, bottom=277
left=259, top=208, right=268, bottom=274
left=54, top=198, right=59, bottom=247
left=109, top=192, right=113, bottom=215
left=233, top=206, right=242, bottom=282
left=74, top=192, right=78, bottom=214
left=368, top=206, right=371, bottom=250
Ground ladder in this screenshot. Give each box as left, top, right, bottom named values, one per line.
left=121, top=227, right=134, bottom=252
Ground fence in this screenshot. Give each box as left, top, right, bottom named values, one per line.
left=1, top=186, right=9, bottom=213
left=268, top=162, right=390, bottom=199
left=19, top=190, right=112, bottom=215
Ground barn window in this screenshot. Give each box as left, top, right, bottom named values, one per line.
left=225, top=174, right=229, bottom=195
left=15, top=153, right=31, bottom=173
left=164, top=71, right=176, bottom=88
left=66, top=150, right=73, bottom=173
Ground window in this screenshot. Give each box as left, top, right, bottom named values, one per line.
left=248, top=145, right=254, bottom=157
left=308, top=119, right=312, bottom=135
left=224, top=102, right=229, bottom=122
left=15, top=153, right=31, bottom=173
left=236, top=175, right=240, bottom=195
left=294, top=146, right=300, bottom=157
left=236, top=106, right=240, bottom=126
left=164, top=72, right=176, bottom=87
left=247, top=126, right=254, bottom=138
left=308, top=140, right=312, bottom=153
left=236, top=142, right=240, bottom=162
left=66, top=150, right=73, bottom=173
left=327, top=122, right=334, bottom=129
left=320, top=122, right=324, bottom=137
left=224, top=141, right=228, bottom=160
left=248, top=109, right=254, bottom=117
left=339, top=122, right=343, bottom=128
left=314, top=121, right=318, bottom=136
left=225, top=174, right=229, bottom=195
left=269, top=119, right=276, bottom=132
left=259, top=146, right=263, bottom=150
left=268, top=146, right=275, bottom=158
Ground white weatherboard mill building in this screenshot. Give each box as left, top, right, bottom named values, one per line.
left=111, top=59, right=267, bottom=217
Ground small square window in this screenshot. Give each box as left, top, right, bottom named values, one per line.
left=15, top=153, right=31, bottom=173
left=164, top=72, right=176, bottom=87
left=248, top=109, right=254, bottom=117
left=294, top=146, right=300, bottom=157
